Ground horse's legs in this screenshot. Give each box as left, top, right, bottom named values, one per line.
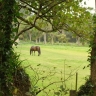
left=32, top=51, right=33, bottom=55
left=31, top=51, right=35, bottom=56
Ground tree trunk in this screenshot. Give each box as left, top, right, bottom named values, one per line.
left=51, top=34, right=54, bottom=45
left=91, top=32, right=96, bottom=96
left=76, top=37, right=81, bottom=45
left=35, top=38, right=38, bottom=44
left=0, top=0, right=15, bottom=95
left=28, top=32, right=32, bottom=41
left=91, top=1, right=96, bottom=95
left=43, top=33, right=47, bottom=44
left=38, top=37, right=41, bottom=43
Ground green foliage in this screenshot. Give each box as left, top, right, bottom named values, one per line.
left=77, top=77, right=93, bottom=96
left=0, top=48, right=31, bottom=95
left=13, top=64, right=31, bottom=95
left=77, top=14, right=96, bottom=96
left=87, top=14, right=96, bottom=67
left=57, top=33, right=69, bottom=43
left=0, top=0, right=17, bottom=95
left=54, top=85, right=69, bottom=96
left=14, top=0, right=93, bottom=43
left=0, top=0, right=31, bottom=95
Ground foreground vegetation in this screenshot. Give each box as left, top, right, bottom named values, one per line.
left=13, top=43, right=90, bottom=96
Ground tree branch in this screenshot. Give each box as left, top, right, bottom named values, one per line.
left=19, top=0, right=39, bottom=10
left=17, top=16, right=56, bottom=32
left=36, top=71, right=75, bottom=95
left=13, top=26, right=34, bottom=43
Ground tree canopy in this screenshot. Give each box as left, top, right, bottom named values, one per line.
left=14, top=0, right=93, bottom=42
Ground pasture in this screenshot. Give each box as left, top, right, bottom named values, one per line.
left=14, top=43, right=90, bottom=96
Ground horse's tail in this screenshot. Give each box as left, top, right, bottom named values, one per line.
left=30, top=48, right=31, bottom=55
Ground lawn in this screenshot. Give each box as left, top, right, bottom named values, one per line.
left=14, top=43, right=90, bottom=96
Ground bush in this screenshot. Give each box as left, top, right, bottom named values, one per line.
left=77, top=77, right=93, bottom=96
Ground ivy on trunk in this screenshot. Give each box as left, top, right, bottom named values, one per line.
left=0, top=0, right=15, bottom=95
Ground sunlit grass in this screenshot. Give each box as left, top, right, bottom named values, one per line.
left=14, top=43, right=90, bottom=96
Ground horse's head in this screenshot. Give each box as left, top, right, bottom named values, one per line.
left=38, top=48, right=41, bottom=56
left=38, top=51, right=41, bottom=56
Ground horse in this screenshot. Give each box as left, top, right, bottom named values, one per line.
left=30, top=46, right=41, bottom=56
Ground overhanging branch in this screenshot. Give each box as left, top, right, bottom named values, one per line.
left=13, top=26, right=34, bottom=43
left=17, top=16, right=56, bottom=32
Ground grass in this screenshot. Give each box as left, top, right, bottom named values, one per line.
left=14, top=43, right=90, bottom=96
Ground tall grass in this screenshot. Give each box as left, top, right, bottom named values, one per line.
left=14, top=43, right=90, bottom=96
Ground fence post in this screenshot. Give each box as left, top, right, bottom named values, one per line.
left=70, top=90, right=77, bottom=96
left=70, top=72, right=78, bottom=96
left=75, top=72, right=78, bottom=91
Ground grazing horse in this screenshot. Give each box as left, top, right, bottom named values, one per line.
left=30, top=46, right=41, bottom=56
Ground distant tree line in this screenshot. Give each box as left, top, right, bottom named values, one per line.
left=18, top=27, right=88, bottom=45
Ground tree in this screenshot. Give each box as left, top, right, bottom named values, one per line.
left=48, top=32, right=57, bottom=44
left=13, top=0, right=93, bottom=42
left=89, top=15, right=96, bottom=96
left=0, top=0, right=16, bottom=95
left=88, top=1, right=96, bottom=96
left=0, top=0, right=31, bottom=95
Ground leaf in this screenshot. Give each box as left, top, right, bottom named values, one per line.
left=60, top=85, right=65, bottom=91
left=25, top=10, right=29, bottom=14
left=83, top=66, right=85, bottom=69
left=84, top=1, right=86, bottom=5
left=25, top=92, right=32, bottom=95
left=37, top=64, right=41, bottom=66
left=13, top=88, right=18, bottom=94
left=54, top=92, right=60, bottom=96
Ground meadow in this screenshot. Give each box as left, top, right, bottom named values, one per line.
left=14, top=43, right=90, bottom=96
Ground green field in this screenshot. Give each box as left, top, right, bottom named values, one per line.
left=14, top=43, right=90, bottom=96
